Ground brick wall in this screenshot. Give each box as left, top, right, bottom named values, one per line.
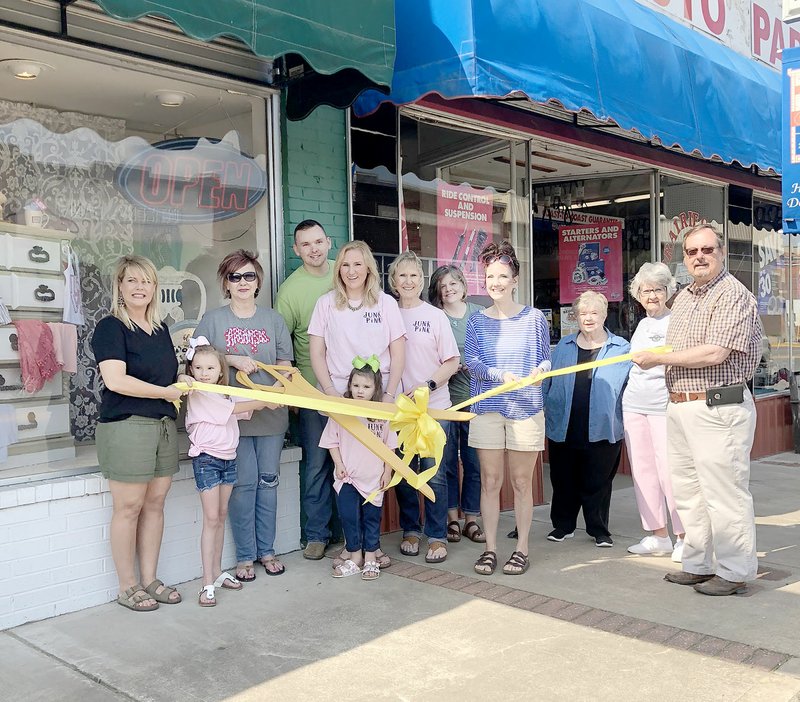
left=0, top=447, right=301, bottom=630
left=280, top=102, right=350, bottom=274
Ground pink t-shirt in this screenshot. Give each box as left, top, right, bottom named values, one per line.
left=399, top=302, right=459, bottom=410
left=320, top=416, right=398, bottom=506
left=185, top=390, right=252, bottom=460
left=308, top=290, right=406, bottom=395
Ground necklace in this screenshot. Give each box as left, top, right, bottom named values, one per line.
left=347, top=300, right=364, bottom=312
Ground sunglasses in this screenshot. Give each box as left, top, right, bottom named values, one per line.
left=226, top=272, right=258, bottom=283
left=484, top=254, right=514, bottom=266
left=683, top=246, right=717, bottom=257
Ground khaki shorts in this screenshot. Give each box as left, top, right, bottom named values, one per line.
left=96, top=416, right=179, bottom=483
left=468, top=411, right=545, bottom=452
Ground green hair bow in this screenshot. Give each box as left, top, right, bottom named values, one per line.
left=352, top=354, right=380, bottom=373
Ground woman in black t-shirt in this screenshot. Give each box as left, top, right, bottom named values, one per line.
left=91, top=255, right=187, bottom=612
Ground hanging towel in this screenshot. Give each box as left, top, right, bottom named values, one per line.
left=0, top=404, right=18, bottom=463
left=47, top=322, right=79, bottom=373
left=63, top=247, right=85, bottom=326
left=12, top=320, right=61, bottom=393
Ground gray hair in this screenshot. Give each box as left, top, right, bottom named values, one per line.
left=683, top=224, right=724, bottom=252
left=629, top=262, right=676, bottom=299
left=572, top=290, right=608, bottom=316
left=387, top=250, right=425, bottom=296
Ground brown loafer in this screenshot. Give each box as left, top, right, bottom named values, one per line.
left=693, top=575, right=747, bottom=596
left=664, top=571, right=714, bottom=586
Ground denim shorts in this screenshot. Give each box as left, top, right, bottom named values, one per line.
left=192, top=452, right=237, bottom=491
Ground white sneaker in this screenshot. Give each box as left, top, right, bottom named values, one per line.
left=671, top=538, right=684, bottom=563
left=627, top=535, right=673, bottom=556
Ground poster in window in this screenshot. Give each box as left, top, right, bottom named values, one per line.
left=436, top=182, right=494, bottom=295
left=558, top=219, right=623, bottom=303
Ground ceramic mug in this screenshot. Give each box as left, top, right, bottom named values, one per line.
left=23, top=207, right=49, bottom=228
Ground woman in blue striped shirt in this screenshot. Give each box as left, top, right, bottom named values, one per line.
left=464, top=241, right=551, bottom=576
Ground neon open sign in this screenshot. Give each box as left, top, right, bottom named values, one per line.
left=114, top=136, right=267, bottom=223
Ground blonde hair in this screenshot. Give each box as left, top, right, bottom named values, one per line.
left=387, top=250, right=425, bottom=297
left=572, top=290, right=608, bottom=316
left=111, top=255, right=163, bottom=331
left=333, top=240, right=382, bottom=309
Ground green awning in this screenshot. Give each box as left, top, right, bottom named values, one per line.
left=93, top=0, right=396, bottom=117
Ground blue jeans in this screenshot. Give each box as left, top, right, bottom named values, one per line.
left=192, top=453, right=237, bottom=492
left=444, top=420, right=481, bottom=514
left=336, top=483, right=382, bottom=553
left=298, top=408, right=337, bottom=544
left=229, top=434, right=283, bottom=562
left=394, top=420, right=450, bottom=542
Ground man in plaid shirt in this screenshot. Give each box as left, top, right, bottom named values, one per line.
left=632, top=224, right=762, bottom=596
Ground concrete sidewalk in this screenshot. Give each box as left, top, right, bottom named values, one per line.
left=5, top=452, right=800, bottom=701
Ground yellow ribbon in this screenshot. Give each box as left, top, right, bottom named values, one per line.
left=175, top=364, right=472, bottom=502
left=450, top=345, right=672, bottom=411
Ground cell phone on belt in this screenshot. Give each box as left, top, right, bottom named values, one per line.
left=706, top=384, right=744, bottom=407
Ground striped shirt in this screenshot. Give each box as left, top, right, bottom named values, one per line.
left=665, top=270, right=762, bottom=393
left=464, top=306, right=551, bottom=419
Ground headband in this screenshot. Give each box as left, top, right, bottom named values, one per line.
left=185, top=335, right=211, bottom=361
left=352, top=354, right=380, bottom=373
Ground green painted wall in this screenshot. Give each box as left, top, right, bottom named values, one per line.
left=280, top=101, right=349, bottom=275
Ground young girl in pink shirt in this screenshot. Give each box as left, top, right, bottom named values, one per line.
left=320, top=357, right=397, bottom=580
left=185, top=338, right=272, bottom=606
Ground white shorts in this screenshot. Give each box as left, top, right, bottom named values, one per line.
left=468, top=411, right=545, bottom=452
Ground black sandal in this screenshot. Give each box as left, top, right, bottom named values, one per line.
left=473, top=550, right=497, bottom=576
left=507, top=528, right=518, bottom=539
left=447, top=521, right=462, bottom=543
left=462, top=520, right=486, bottom=543
left=503, top=551, right=530, bottom=575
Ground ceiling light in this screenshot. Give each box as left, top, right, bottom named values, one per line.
left=4, top=59, right=53, bottom=80
left=582, top=199, right=611, bottom=208
left=153, top=90, right=194, bottom=108
left=614, top=193, right=650, bottom=203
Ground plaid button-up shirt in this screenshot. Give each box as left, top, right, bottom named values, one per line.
left=665, top=270, right=762, bottom=393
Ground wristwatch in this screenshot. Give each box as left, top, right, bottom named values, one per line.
left=427, top=378, right=437, bottom=391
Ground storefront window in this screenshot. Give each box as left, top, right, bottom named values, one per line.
left=753, top=198, right=790, bottom=394
left=0, top=43, right=274, bottom=481
left=531, top=173, right=653, bottom=343
left=398, top=115, right=531, bottom=305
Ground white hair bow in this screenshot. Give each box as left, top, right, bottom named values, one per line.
left=185, top=335, right=211, bottom=361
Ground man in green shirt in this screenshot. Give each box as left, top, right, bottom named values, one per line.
left=275, top=220, right=337, bottom=559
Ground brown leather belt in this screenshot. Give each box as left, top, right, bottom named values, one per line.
left=669, top=391, right=705, bottom=403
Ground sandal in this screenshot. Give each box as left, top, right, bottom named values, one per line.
left=361, top=561, right=381, bottom=581
left=198, top=585, right=216, bottom=607
left=447, top=520, right=462, bottom=543
left=375, top=550, right=392, bottom=569
left=332, top=559, right=362, bottom=578
left=474, top=551, right=497, bottom=576
left=213, top=572, right=242, bottom=590
left=462, top=520, right=486, bottom=543
left=143, top=579, right=182, bottom=604
left=260, top=557, right=286, bottom=576
left=235, top=563, right=256, bottom=582
left=425, top=540, right=448, bottom=564
left=507, top=528, right=518, bottom=539
left=117, top=584, right=158, bottom=612
left=400, top=535, right=420, bottom=557
left=503, top=551, right=530, bottom=575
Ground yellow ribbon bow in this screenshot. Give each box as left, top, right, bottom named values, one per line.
left=352, top=354, right=380, bottom=373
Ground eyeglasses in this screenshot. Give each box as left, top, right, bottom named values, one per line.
left=684, top=245, right=717, bottom=257
left=226, top=272, right=258, bottom=283
left=640, top=287, right=666, bottom=297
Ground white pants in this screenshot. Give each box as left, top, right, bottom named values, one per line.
left=666, top=390, right=757, bottom=582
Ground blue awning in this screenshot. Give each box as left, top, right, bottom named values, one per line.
left=355, top=0, right=781, bottom=173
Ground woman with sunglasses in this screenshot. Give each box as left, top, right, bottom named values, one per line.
left=464, top=241, right=551, bottom=576
left=194, top=249, right=294, bottom=582
left=623, top=263, right=685, bottom=561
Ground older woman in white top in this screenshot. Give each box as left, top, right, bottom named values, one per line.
left=623, top=262, right=685, bottom=562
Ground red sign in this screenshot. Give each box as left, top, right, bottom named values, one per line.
left=436, top=183, right=494, bottom=294
left=558, top=221, right=623, bottom=303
